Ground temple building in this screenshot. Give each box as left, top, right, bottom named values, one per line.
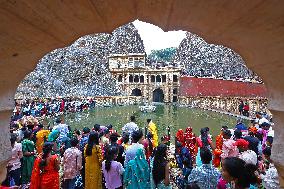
left=108, top=53, right=181, bottom=103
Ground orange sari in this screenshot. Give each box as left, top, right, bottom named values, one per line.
left=213, top=133, right=223, bottom=168
left=30, top=154, right=59, bottom=189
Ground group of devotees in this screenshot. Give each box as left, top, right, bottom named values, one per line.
left=1, top=101, right=280, bottom=189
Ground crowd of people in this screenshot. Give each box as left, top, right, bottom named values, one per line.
left=11, top=98, right=96, bottom=123
left=2, top=106, right=280, bottom=189
left=173, top=113, right=277, bottom=189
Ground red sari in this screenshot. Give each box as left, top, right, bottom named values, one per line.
left=176, top=129, right=185, bottom=146
left=184, top=127, right=197, bottom=159
left=30, top=154, right=59, bottom=189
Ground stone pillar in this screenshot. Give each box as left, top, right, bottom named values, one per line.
left=0, top=110, right=12, bottom=182
left=271, top=110, right=284, bottom=187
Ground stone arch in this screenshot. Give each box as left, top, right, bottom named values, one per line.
left=156, top=75, right=161, bottom=82
left=153, top=88, right=164, bottom=102
left=0, top=1, right=284, bottom=185
left=131, top=88, right=142, bottom=96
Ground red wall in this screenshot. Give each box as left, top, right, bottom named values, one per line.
left=179, top=76, right=267, bottom=97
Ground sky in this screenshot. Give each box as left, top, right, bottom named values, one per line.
left=133, top=20, right=186, bottom=54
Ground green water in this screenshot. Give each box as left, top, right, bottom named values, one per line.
left=48, top=105, right=248, bottom=140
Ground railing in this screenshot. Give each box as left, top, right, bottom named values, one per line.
left=94, top=96, right=143, bottom=107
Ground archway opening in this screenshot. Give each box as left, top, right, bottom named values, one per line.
left=131, top=88, right=142, bottom=96
left=9, top=19, right=274, bottom=186
left=153, top=88, right=164, bottom=102
left=1, top=2, right=284, bottom=186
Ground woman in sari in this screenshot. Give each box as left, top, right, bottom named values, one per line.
left=84, top=132, right=103, bottom=189
left=47, top=129, right=60, bottom=154
left=36, top=127, right=50, bottom=154
left=184, top=127, right=197, bottom=161
left=124, top=148, right=151, bottom=189
left=195, top=128, right=214, bottom=167
left=30, top=142, right=60, bottom=189
left=152, top=144, right=171, bottom=189
left=213, top=127, right=226, bottom=168
left=143, top=133, right=154, bottom=163
left=21, top=130, right=36, bottom=184
left=176, top=129, right=185, bottom=146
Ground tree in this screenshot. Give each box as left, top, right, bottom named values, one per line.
left=148, top=47, right=177, bottom=62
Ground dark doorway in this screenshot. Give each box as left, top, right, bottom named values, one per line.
left=129, top=75, right=133, bottom=83
left=173, top=75, right=178, bottom=82
left=118, top=75, right=122, bottom=82
left=153, top=88, right=164, bottom=102
left=151, top=75, right=155, bottom=82
left=134, top=75, right=139, bottom=83
left=162, top=75, right=166, bottom=82
left=156, top=75, right=161, bottom=82
left=140, top=75, right=144, bottom=83
left=131, top=88, right=142, bottom=96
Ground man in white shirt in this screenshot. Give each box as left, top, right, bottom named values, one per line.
left=53, top=117, right=69, bottom=141
left=235, top=138, right=257, bottom=165
left=63, top=138, right=82, bottom=189
left=256, top=112, right=269, bottom=125
left=122, top=116, right=139, bottom=136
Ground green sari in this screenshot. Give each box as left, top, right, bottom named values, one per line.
left=21, top=139, right=36, bottom=184
left=124, top=148, right=151, bottom=189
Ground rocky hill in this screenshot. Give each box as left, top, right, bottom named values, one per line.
left=15, top=23, right=262, bottom=99
left=15, top=23, right=145, bottom=98
left=174, top=32, right=261, bottom=82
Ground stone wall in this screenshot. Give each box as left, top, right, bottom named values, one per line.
left=179, top=96, right=268, bottom=118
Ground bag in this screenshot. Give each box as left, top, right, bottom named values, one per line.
left=75, top=175, right=83, bottom=189
left=9, top=177, right=15, bottom=186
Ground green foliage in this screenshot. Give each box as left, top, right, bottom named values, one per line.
left=148, top=47, right=176, bottom=62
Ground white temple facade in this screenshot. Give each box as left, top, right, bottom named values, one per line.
left=108, top=53, right=181, bottom=103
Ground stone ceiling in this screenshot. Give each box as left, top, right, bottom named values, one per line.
left=0, top=0, right=284, bottom=184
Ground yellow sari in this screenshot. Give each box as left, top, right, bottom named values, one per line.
left=36, top=129, right=50, bottom=154
left=84, top=145, right=103, bottom=189
left=148, top=121, right=159, bottom=148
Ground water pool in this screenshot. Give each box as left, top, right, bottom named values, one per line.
left=46, top=105, right=249, bottom=141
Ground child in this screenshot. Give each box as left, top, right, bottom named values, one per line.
left=102, top=146, right=124, bottom=189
